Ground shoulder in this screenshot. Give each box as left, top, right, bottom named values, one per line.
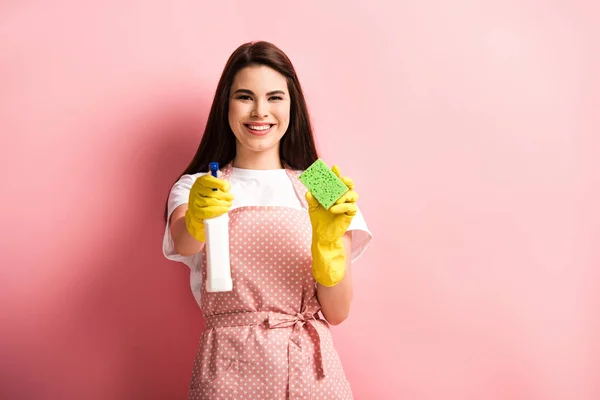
left=167, top=173, right=206, bottom=205
left=170, top=172, right=206, bottom=190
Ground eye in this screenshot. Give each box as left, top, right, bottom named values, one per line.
left=236, top=95, right=252, bottom=101
left=269, top=96, right=283, bottom=101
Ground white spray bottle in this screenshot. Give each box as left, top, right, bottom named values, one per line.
left=204, top=161, right=233, bottom=292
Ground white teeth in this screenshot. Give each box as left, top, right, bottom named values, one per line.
left=247, top=125, right=271, bottom=131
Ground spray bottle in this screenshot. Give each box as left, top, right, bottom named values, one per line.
left=204, top=162, right=233, bottom=292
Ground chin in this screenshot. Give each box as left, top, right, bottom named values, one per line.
left=243, top=140, right=280, bottom=153
left=236, top=133, right=284, bottom=154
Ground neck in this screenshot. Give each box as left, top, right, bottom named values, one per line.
left=233, top=146, right=283, bottom=170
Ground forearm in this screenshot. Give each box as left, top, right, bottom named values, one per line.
left=316, top=232, right=353, bottom=325
left=170, top=205, right=205, bottom=256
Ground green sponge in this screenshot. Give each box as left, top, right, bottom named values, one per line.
left=299, top=159, right=349, bottom=210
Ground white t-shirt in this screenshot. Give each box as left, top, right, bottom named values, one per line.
left=163, top=167, right=373, bottom=306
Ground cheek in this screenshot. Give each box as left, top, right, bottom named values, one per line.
left=229, top=102, right=248, bottom=121
left=276, top=103, right=291, bottom=124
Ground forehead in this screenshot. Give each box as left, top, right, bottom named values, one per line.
left=231, top=65, right=287, bottom=91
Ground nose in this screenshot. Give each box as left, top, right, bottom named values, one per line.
left=252, top=100, right=268, bottom=118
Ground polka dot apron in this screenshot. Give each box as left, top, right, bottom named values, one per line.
left=187, top=162, right=354, bottom=400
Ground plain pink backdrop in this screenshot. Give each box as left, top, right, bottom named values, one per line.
left=1, top=1, right=598, bottom=399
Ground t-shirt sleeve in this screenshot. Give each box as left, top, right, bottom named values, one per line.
left=346, top=205, right=373, bottom=263
left=162, top=173, right=204, bottom=269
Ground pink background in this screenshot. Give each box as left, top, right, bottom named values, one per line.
left=1, top=1, right=598, bottom=399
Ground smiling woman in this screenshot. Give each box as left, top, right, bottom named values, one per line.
left=228, top=65, right=291, bottom=162
left=162, top=41, right=372, bottom=399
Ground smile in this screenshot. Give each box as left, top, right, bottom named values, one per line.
left=244, top=123, right=275, bottom=136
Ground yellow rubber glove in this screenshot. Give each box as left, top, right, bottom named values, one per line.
left=185, top=173, right=234, bottom=242
left=306, top=165, right=358, bottom=287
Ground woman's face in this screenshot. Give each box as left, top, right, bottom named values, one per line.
left=228, top=65, right=291, bottom=157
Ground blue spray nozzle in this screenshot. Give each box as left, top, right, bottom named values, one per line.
left=209, top=162, right=219, bottom=191
left=209, top=162, right=219, bottom=177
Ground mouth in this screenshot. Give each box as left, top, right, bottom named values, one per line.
left=244, top=123, right=275, bottom=136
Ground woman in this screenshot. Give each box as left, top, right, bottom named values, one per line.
left=163, top=41, right=372, bottom=399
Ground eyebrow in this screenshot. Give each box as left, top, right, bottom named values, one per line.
left=233, top=89, right=286, bottom=96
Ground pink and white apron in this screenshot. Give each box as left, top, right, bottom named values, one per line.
left=187, top=163, right=354, bottom=400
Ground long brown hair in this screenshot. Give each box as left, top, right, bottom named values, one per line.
left=164, top=41, right=319, bottom=222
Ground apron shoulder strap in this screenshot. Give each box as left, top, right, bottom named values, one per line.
left=284, top=168, right=309, bottom=210
left=219, top=161, right=234, bottom=181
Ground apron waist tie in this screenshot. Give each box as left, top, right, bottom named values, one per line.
left=204, top=307, right=327, bottom=398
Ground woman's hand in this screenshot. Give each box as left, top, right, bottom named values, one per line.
left=306, top=165, right=358, bottom=286
left=185, top=173, right=234, bottom=242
